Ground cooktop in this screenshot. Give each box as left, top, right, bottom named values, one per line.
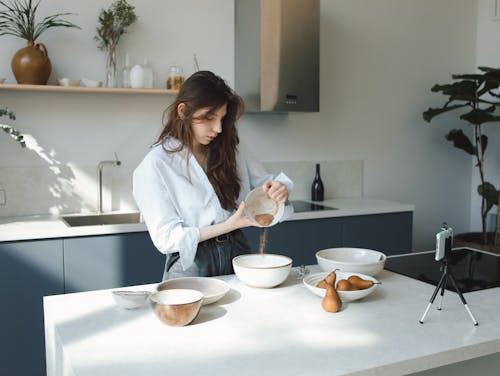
left=385, top=248, right=500, bottom=293
left=290, top=200, right=337, bottom=213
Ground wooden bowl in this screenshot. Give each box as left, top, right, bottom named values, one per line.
left=150, top=289, right=203, bottom=326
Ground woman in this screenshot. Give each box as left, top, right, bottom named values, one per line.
left=133, top=71, right=293, bottom=280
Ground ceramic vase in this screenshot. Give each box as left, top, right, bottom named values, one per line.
left=11, top=41, right=52, bottom=85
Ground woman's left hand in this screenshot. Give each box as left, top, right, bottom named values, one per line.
left=263, top=181, right=289, bottom=203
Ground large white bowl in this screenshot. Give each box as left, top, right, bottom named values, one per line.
left=316, top=247, right=386, bottom=276
left=303, top=271, right=379, bottom=302
left=157, top=277, right=230, bottom=305
left=232, top=254, right=292, bottom=288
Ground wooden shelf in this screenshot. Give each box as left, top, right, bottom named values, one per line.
left=0, top=83, right=178, bottom=95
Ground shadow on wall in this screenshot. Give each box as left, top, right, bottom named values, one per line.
left=0, top=134, right=91, bottom=217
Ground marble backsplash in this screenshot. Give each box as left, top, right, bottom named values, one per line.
left=0, top=160, right=363, bottom=217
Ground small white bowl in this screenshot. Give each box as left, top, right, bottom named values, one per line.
left=81, top=77, right=103, bottom=88
left=58, top=78, right=80, bottom=87
left=157, top=277, right=230, bottom=305
left=316, top=248, right=386, bottom=276
left=244, top=187, right=284, bottom=227
left=303, top=271, right=379, bottom=302
left=111, top=290, right=151, bottom=309
left=232, top=254, right=292, bottom=288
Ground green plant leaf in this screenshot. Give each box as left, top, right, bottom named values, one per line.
left=460, top=107, right=500, bottom=125
left=478, top=182, right=500, bottom=213
left=445, top=129, right=475, bottom=155
left=431, top=80, right=477, bottom=101
left=422, top=104, right=467, bottom=122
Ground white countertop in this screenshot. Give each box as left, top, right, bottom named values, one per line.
left=44, top=264, right=500, bottom=376
left=0, top=197, right=414, bottom=242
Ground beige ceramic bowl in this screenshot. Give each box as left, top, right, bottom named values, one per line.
left=150, top=289, right=203, bottom=326
left=157, top=277, right=230, bottom=305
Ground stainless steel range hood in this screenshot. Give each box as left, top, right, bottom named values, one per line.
left=235, top=0, right=320, bottom=113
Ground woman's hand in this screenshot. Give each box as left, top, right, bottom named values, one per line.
left=225, top=201, right=254, bottom=230
left=199, top=202, right=254, bottom=242
left=263, top=181, right=289, bottom=203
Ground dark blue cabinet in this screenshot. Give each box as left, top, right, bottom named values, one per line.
left=63, top=232, right=165, bottom=293
left=243, top=212, right=412, bottom=266
left=0, top=239, right=64, bottom=376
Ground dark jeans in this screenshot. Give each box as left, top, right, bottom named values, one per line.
left=162, top=229, right=250, bottom=280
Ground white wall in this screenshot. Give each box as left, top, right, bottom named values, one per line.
left=473, top=0, right=500, bottom=232
left=0, top=0, right=478, bottom=251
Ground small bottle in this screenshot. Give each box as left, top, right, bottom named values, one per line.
left=142, top=58, right=153, bottom=89
left=311, top=163, right=324, bottom=201
left=121, top=53, right=131, bottom=88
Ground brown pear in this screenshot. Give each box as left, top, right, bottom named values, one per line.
left=316, top=280, right=328, bottom=289
left=347, top=275, right=375, bottom=290
left=324, top=271, right=337, bottom=286
left=322, top=283, right=342, bottom=313
left=336, top=279, right=355, bottom=291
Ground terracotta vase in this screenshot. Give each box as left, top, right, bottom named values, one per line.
left=11, top=41, right=52, bottom=85
left=454, top=232, right=500, bottom=255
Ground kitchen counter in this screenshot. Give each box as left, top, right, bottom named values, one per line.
left=0, top=197, right=414, bottom=242
left=44, top=265, right=500, bottom=376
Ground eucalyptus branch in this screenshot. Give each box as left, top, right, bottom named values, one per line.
left=95, top=0, right=137, bottom=51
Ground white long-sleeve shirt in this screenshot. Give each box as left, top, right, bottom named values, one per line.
left=133, top=138, right=294, bottom=270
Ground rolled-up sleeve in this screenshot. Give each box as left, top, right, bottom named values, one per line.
left=133, top=156, right=200, bottom=270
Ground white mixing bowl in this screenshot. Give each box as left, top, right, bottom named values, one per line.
left=232, top=254, right=292, bottom=288
left=316, top=247, right=386, bottom=276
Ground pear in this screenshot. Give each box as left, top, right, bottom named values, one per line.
left=324, top=270, right=337, bottom=286
left=322, top=283, right=342, bottom=313
left=336, top=279, right=355, bottom=291
left=347, top=275, right=375, bottom=290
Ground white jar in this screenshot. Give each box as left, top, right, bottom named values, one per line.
left=130, top=64, right=145, bottom=88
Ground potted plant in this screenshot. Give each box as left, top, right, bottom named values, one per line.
left=423, top=66, right=500, bottom=249
left=1, top=107, right=25, bottom=147
left=95, top=0, right=137, bottom=88
left=0, top=0, right=79, bottom=85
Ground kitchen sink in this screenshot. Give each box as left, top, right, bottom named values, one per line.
left=61, top=212, right=142, bottom=227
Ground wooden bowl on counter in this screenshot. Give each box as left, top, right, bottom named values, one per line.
left=150, top=289, right=203, bottom=327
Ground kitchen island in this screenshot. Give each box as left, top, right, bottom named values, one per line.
left=44, top=265, right=500, bottom=376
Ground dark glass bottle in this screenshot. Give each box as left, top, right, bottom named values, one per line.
left=311, top=163, right=324, bottom=201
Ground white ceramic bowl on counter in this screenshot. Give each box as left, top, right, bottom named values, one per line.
left=111, top=290, right=151, bottom=309
left=157, top=277, right=230, bottom=305
left=303, top=271, right=379, bottom=302
left=316, top=247, right=386, bottom=276
left=232, top=254, right=292, bottom=288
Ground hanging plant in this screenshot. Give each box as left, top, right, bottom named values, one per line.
left=1, top=107, right=25, bottom=147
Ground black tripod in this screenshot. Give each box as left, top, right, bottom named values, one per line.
left=419, top=256, right=478, bottom=326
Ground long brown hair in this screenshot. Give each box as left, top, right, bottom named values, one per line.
left=157, top=71, right=244, bottom=210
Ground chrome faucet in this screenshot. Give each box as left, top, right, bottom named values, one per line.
left=97, top=153, right=121, bottom=215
